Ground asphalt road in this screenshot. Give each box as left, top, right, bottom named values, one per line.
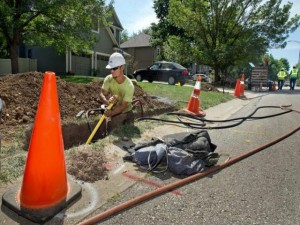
left=83, top=87, right=300, bottom=225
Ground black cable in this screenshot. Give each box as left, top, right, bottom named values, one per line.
left=135, top=117, right=206, bottom=128
left=136, top=105, right=293, bottom=130
left=166, top=106, right=292, bottom=122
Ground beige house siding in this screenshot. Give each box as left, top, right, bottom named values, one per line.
left=120, top=33, right=159, bottom=74
left=123, top=47, right=156, bottom=74
left=134, top=47, right=155, bottom=68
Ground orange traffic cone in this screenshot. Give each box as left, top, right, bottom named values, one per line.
left=186, top=76, right=206, bottom=117
left=240, top=73, right=245, bottom=96
left=2, top=71, right=81, bottom=223
left=272, top=81, right=276, bottom=91
left=234, top=78, right=241, bottom=97
left=20, top=71, right=68, bottom=208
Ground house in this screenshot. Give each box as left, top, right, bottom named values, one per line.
left=19, top=8, right=124, bottom=77
left=120, top=33, right=212, bottom=77
left=120, top=33, right=159, bottom=75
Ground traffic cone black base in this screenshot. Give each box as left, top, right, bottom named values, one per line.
left=176, top=108, right=206, bottom=117
left=2, top=71, right=82, bottom=223
left=2, top=179, right=81, bottom=223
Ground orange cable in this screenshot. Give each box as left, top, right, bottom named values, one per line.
left=77, top=124, right=300, bottom=225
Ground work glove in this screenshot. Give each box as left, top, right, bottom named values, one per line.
left=108, top=95, right=118, bottom=105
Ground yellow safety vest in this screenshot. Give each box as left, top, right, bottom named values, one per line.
left=291, top=69, right=298, bottom=78
left=277, top=71, right=286, bottom=80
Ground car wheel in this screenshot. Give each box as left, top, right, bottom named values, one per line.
left=168, top=76, right=176, bottom=85
left=136, top=74, right=143, bottom=82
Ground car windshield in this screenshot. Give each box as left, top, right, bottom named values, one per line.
left=149, top=64, right=160, bottom=70
left=172, top=62, right=186, bottom=69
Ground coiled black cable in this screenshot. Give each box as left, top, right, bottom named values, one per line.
left=136, top=105, right=293, bottom=130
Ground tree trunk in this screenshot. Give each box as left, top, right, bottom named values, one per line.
left=10, top=42, right=19, bottom=74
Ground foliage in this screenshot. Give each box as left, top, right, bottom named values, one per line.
left=268, top=55, right=290, bottom=80
left=151, top=0, right=300, bottom=82
left=121, top=29, right=130, bottom=43
left=0, top=0, right=110, bottom=73
left=162, top=35, right=194, bottom=67
left=151, top=0, right=187, bottom=59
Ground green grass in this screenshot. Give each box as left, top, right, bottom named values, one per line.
left=137, top=82, right=233, bottom=110
left=59, top=75, right=101, bottom=83
left=60, top=75, right=234, bottom=110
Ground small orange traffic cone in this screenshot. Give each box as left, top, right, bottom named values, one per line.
left=272, top=81, right=276, bottom=91
left=240, top=73, right=245, bottom=96
left=234, top=78, right=241, bottom=97
left=2, top=71, right=81, bottom=223
left=186, top=76, right=206, bottom=116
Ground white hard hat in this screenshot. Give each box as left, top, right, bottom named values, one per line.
left=106, top=52, right=125, bottom=69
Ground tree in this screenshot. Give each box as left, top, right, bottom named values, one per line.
left=151, top=0, right=186, bottom=60
left=153, top=0, right=300, bottom=81
left=120, top=30, right=129, bottom=43
left=162, top=35, right=194, bottom=67
left=0, top=0, right=110, bottom=74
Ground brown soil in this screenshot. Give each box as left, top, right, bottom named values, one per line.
left=0, top=72, right=175, bottom=182
left=0, top=72, right=172, bottom=126
left=0, top=72, right=217, bottom=183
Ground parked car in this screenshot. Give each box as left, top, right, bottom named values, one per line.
left=133, top=61, right=189, bottom=85
left=284, top=80, right=290, bottom=86
left=192, top=74, right=208, bottom=82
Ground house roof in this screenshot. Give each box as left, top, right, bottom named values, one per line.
left=110, top=7, right=123, bottom=30
left=120, top=33, right=151, bottom=48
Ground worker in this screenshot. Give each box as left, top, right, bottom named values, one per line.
left=100, top=52, right=135, bottom=125
left=289, top=65, right=298, bottom=91
left=277, top=68, right=287, bottom=90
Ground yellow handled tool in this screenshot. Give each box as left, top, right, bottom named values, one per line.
left=86, top=102, right=114, bottom=144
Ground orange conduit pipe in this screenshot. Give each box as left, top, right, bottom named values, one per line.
left=78, top=125, right=300, bottom=225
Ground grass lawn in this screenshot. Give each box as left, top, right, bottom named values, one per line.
left=137, top=82, right=233, bottom=110
left=60, top=75, right=234, bottom=110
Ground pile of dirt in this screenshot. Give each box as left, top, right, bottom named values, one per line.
left=66, top=147, right=108, bottom=182
left=0, top=72, right=218, bottom=183
left=0, top=72, right=174, bottom=183
left=0, top=72, right=172, bottom=127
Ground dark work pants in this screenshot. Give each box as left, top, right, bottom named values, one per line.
left=278, top=80, right=284, bottom=90
left=290, top=78, right=297, bottom=90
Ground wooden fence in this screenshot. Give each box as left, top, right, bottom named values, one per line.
left=0, top=58, right=37, bottom=75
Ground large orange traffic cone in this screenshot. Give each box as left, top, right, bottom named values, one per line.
left=186, top=76, right=206, bottom=117
left=240, top=73, right=245, bottom=96
left=20, top=71, right=68, bottom=208
left=2, top=71, right=81, bottom=223
left=234, top=78, right=241, bottom=97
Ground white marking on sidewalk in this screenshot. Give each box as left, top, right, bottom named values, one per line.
left=64, top=183, right=99, bottom=218
left=113, top=164, right=125, bottom=175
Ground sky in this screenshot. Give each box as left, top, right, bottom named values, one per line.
left=108, top=0, right=300, bottom=68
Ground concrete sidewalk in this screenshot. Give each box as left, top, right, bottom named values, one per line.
left=0, top=89, right=267, bottom=225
